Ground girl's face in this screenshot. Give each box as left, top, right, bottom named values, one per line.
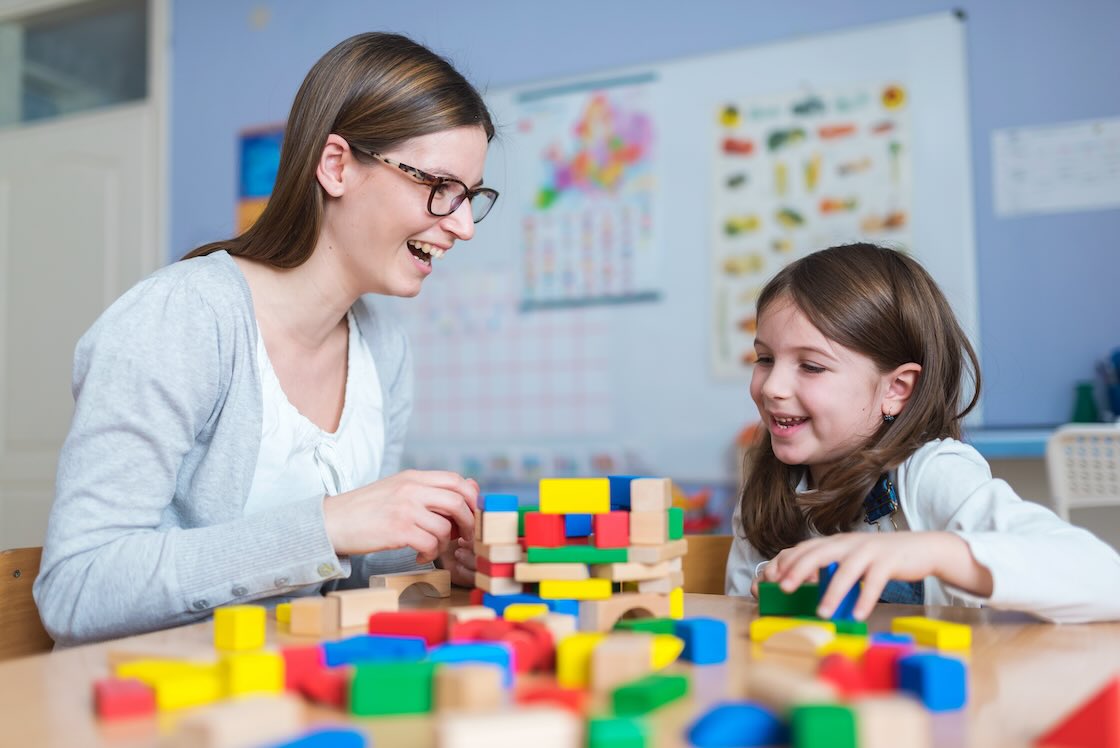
left=323, top=125, right=490, bottom=297
left=750, top=297, right=894, bottom=485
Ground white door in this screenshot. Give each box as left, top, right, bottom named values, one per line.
left=0, top=0, right=166, bottom=549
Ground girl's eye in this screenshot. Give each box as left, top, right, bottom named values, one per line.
left=801, top=363, right=825, bottom=374
left=755, top=355, right=774, bottom=366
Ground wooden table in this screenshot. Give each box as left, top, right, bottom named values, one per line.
left=1, top=593, right=1118, bottom=747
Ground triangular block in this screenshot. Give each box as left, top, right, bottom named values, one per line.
left=1037, top=677, right=1120, bottom=748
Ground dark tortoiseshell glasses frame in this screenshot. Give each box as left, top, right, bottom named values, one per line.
left=351, top=146, right=499, bottom=223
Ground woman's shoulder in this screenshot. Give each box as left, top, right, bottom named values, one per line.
left=351, top=296, right=409, bottom=354
left=133, top=250, right=250, bottom=307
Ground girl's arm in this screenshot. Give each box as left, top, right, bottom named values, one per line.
left=725, top=499, right=771, bottom=596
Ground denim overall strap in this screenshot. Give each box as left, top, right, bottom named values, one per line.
left=863, top=474, right=925, bottom=605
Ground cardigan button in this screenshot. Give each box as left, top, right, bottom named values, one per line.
left=193, top=599, right=209, bottom=610
left=317, top=563, right=336, bottom=578
left=232, top=586, right=248, bottom=597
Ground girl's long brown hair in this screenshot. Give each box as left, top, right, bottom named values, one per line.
left=739, top=243, right=980, bottom=558
left=183, top=32, right=495, bottom=268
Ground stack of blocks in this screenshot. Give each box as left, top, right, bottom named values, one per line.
left=473, top=476, right=687, bottom=632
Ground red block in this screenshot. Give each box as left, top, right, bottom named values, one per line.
left=524, top=512, right=566, bottom=547
left=368, top=610, right=449, bottom=646
left=93, top=677, right=156, bottom=720
left=861, top=642, right=915, bottom=691
left=592, top=511, right=630, bottom=548
left=818, top=653, right=867, bottom=697
left=516, top=681, right=587, bottom=713
left=469, top=587, right=484, bottom=606
left=300, top=667, right=350, bottom=709
left=477, top=557, right=515, bottom=578
left=280, top=644, right=326, bottom=691
left=448, top=618, right=554, bottom=673
left=1038, top=676, right=1120, bottom=748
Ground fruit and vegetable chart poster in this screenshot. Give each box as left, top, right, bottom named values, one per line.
left=512, top=73, right=662, bottom=311
left=710, top=82, right=914, bottom=379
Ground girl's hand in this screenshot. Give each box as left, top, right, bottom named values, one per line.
left=437, top=536, right=478, bottom=587
left=323, top=470, right=479, bottom=563
left=759, top=531, right=993, bottom=620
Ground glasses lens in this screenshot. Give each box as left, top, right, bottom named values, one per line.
left=469, top=190, right=498, bottom=223
left=429, top=180, right=468, bottom=217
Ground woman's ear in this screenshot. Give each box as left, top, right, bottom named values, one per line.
left=883, top=362, right=922, bottom=416
left=316, top=134, right=350, bottom=198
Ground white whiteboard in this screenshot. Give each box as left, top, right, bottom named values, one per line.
left=391, top=12, right=977, bottom=483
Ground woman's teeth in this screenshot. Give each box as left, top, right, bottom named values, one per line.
left=408, top=240, right=444, bottom=261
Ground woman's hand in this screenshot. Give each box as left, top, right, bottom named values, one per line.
left=755, top=531, right=994, bottom=620
left=323, top=470, right=479, bottom=564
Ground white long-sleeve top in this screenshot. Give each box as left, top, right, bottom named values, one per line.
left=725, top=438, right=1120, bottom=623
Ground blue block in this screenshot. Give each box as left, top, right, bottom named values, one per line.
left=267, top=727, right=367, bottom=747
left=871, top=632, right=915, bottom=646
left=322, top=634, right=427, bottom=667
left=480, top=493, right=519, bottom=512
left=819, top=562, right=860, bottom=621
left=607, top=475, right=642, bottom=510
left=674, top=617, right=728, bottom=664
left=482, top=592, right=580, bottom=618
left=898, top=653, right=967, bottom=711
left=429, top=642, right=514, bottom=687
left=564, top=513, right=592, bottom=537
left=687, top=702, right=787, bottom=747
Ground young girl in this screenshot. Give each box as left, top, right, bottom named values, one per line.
left=726, top=243, right=1120, bottom=623
left=34, top=33, right=496, bottom=645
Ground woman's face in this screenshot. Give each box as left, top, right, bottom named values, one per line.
left=323, top=125, right=490, bottom=298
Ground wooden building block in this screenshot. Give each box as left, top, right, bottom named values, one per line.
left=369, top=569, right=451, bottom=599
left=430, top=641, right=515, bottom=688
left=1037, top=676, right=1120, bottom=748
left=590, top=633, right=654, bottom=692
left=890, top=616, right=971, bottom=651
left=819, top=634, right=870, bottom=660
left=580, top=593, right=672, bottom=632
left=651, top=634, right=684, bottom=669
left=289, top=598, right=336, bottom=638
left=591, top=561, right=673, bottom=582
left=479, top=493, right=519, bottom=512
left=437, top=707, right=582, bottom=748
left=474, top=572, right=524, bottom=596
left=503, top=603, right=549, bottom=622
left=298, top=667, right=349, bottom=709
left=93, top=678, right=156, bottom=720
left=687, top=703, right=787, bottom=748
left=668, top=507, right=684, bottom=540
left=819, top=562, right=860, bottom=621
left=758, top=581, right=820, bottom=617
left=630, top=478, right=673, bottom=512
left=674, top=617, right=728, bottom=665
left=744, top=662, right=839, bottom=715
left=434, top=662, right=505, bottom=712
left=516, top=682, right=587, bottom=714
left=474, top=540, right=523, bottom=564
left=350, top=660, right=437, bottom=716
left=790, top=703, right=858, bottom=748
left=670, top=587, right=684, bottom=619
left=524, top=512, right=567, bottom=547
left=589, top=716, right=648, bottom=748
left=140, top=665, right=224, bottom=711
left=540, top=578, right=613, bottom=601
left=481, top=510, right=520, bottom=545
left=629, top=511, right=668, bottom=545
left=536, top=612, right=579, bottom=643
left=367, top=610, right=449, bottom=647
left=897, top=653, right=968, bottom=712
left=852, top=695, right=932, bottom=748
left=213, top=605, right=266, bottom=651
left=275, top=603, right=291, bottom=625
left=220, top=650, right=284, bottom=697
left=761, top=625, right=836, bottom=658
left=556, top=633, right=607, bottom=688
left=592, top=511, right=630, bottom=548
left=171, top=694, right=304, bottom=748
left=861, top=642, right=917, bottom=691
left=447, top=606, right=498, bottom=625
left=326, top=588, right=399, bottom=629
left=628, top=539, right=688, bottom=564
left=612, top=673, right=689, bottom=716
left=528, top=546, right=627, bottom=564
left=322, top=634, right=426, bottom=667
left=637, top=571, right=685, bottom=594
left=539, top=478, right=611, bottom=514
left=615, top=617, right=676, bottom=635
left=749, top=616, right=836, bottom=643
left=279, top=645, right=325, bottom=691
left=514, top=562, right=589, bottom=583
left=476, top=557, right=515, bottom=578
left=818, top=653, right=867, bottom=697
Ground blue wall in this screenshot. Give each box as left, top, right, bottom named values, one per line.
left=170, top=0, right=1120, bottom=429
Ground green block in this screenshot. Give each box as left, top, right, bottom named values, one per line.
left=527, top=546, right=628, bottom=564
left=517, top=505, right=535, bottom=537
left=667, top=507, right=684, bottom=540
left=758, top=581, right=819, bottom=617
left=613, top=617, right=677, bottom=635
left=791, top=703, right=857, bottom=748
left=795, top=615, right=868, bottom=636
left=588, top=716, right=647, bottom=748
left=350, top=661, right=435, bottom=716
left=612, top=673, right=689, bottom=716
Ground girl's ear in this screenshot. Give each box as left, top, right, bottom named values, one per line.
left=883, top=363, right=922, bottom=416
left=316, top=134, right=350, bottom=198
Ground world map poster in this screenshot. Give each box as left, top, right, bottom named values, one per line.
left=513, top=73, right=662, bottom=310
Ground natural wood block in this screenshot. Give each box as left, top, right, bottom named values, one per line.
left=481, top=510, right=520, bottom=545
left=326, top=588, right=399, bottom=629
left=171, top=694, right=304, bottom=748
left=438, top=706, right=582, bottom=748
left=434, top=663, right=505, bottom=713
left=630, top=478, right=673, bottom=512
left=629, top=511, right=668, bottom=546
left=579, top=593, right=672, bottom=632
left=447, top=606, right=498, bottom=625
left=536, top=612, right=579, bottom=643
left=853, top=695, right=932, bottom=748
left=628, top=539, right=688, bottom=563
left=474, top=573, right=524, bottom=595
left=591, top=633, right=654, bottom=692
left=514, top=562, right=589, bottom=583
left=474, top=540, right=524, bottom=564
left=762, top=625, right=836, bottom=658
left=746, top=662, right=839, bottom=715
left=636, top=571, right=685, bottom=593
left=369, top=569, right=451, bottom=599
left=289, top=597, right=336, bottom=638
left=591, top=561, right=673, bottom=582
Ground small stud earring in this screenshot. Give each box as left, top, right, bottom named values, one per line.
left=883, top=412, right=896, bottom=423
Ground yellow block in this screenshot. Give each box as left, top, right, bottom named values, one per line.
left=540, top=578, right=613, bottom=601
left=818, top=634, right=870, bottom=660
left=891, top=616, right=971, bottom=650
left=503, top=603, right=550, bottom=622
left=651, top=634, right=684, bottom=669
left=749, top=616, right=837, bottom=642
left=539, top=478, right=611, bottom=514
left=213, top=605, right=266, bottom=651
left=557, top=633, right=606, bottom=688
left=117, top=660, right=223, bottom=711
left=670, top=587, right=684, bottom=619
left=275, top=603, right=291, bottom=625
left=221, top=651, right=284, bottom=697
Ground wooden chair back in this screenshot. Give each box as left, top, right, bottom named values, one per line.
left=681, top=534, right=732, bottom=595
left=0, top=547, right=53, bottom=660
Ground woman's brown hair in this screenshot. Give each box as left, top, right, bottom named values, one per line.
left=183, top=32, right=495, bottom=268
left=739, top=243, right=981, bottom=558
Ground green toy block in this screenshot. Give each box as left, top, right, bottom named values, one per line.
left=613, top=617, right=677, bottom=635
left=612, top=673, right=689, bottom=716
left=758, top=581, right=820, bottom=617
left=796, top=615, right=868, bottom=636
left=791, top=703, right=857, bottom=748
left=667, top=507, right=684, bottom=540
left=350, top=661, right=436, bottom=716
left=517, top=505, right=534, bottom=537
left=588, top=716, right=647, bottom=748
left=527, top=546, right=628, bottom=564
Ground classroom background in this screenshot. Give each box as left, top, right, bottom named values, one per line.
left=1, top=0, right=1118, bottom=551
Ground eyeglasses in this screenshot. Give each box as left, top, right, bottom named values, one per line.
left=352, top=146, right=499, bottom=223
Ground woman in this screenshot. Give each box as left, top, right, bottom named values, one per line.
left=34, top=32, right=498, bottom=645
